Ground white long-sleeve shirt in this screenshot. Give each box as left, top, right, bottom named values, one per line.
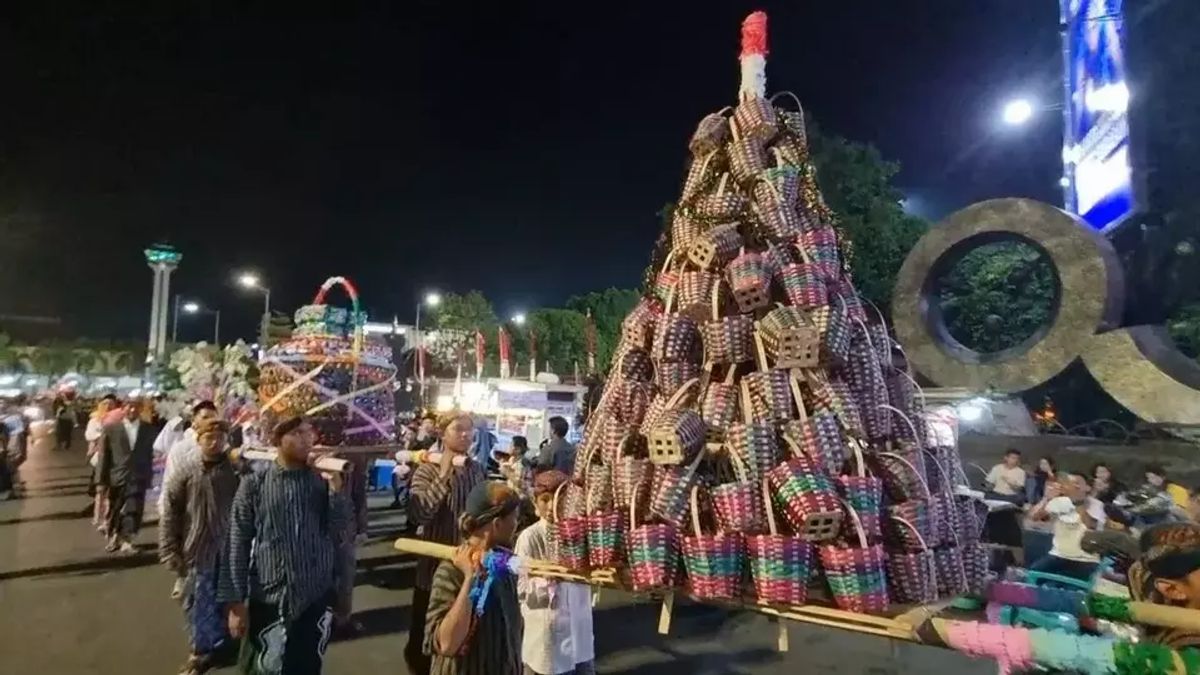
left=85, top=418, right=105, bottom=467
left=515, top=519, right=594, bottom=674
left=157, top=429, right=198, bottom=513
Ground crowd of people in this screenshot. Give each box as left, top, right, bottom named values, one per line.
left=981, top=448, right=1200, bottom=647
left=66, top=392, right=593, bottom=675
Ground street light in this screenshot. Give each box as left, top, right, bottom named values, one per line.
left=176, top=301, right=222, bottom=346
left=1001, top=98, right=1035, bottom=126
left=414, top=290, right=442, bottom=406
left=236, top=272, right=271, bottom=346
left=511, top=313, right=526, bottom=326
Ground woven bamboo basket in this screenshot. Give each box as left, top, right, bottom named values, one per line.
left=682, top=485, right=747, bottom=600
left=818, top=501, right=890, bottom=614
left=711, top=447, right=766, bottom=535
left=885, top=516, right=939, bottom=605
left=727, top=248, right=772, bottom=313
left=687, top=221, right=743, bottom=270
left=747, top=477, right=815, bottom=605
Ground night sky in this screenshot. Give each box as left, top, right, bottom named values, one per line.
left=0, top=1, right=1064, bottom=344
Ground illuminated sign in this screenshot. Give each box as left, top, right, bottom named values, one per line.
left=1061, top=0, right=1134, bottom=231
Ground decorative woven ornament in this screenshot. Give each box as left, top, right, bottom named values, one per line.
left=798, top=227, right=842, bottom=282
left=586, top=510, right=624, bottom=569
left=960, top=542, right=990, bottom=595
left=687, top=222, right=743, bottom=270
left=689, top=113, right=731, bottom=158
left=727, top=249, right=772, bottom=313
left=613, top=444, right=652, bottom=511
left=866, top=321, right=893, bottom=370
left=755, top=163, right=801, bottom=209
left=810, top=301, right=852, bottom=367
left=808, top=373, right=865, bottom=438
left=761, top=242, right=795, bottom=276
left=649, top=456, right=703, bottom=528
left=651, top=312, right=698, bottom=363
left=771, top=131, right=809, bottom=167
left=869, top=444, right=928, bottom=503
left=677, top=270, right=722, bottom=323
left=835, top=443, right=883, bottom=542
left=884, top=498, right=939, bottom=552
left=818, top=503, right=889, bottom=614
left=612, top=378, right=653, bottom=428
left=627, top=496, right=679, bottom=592
left=558, top=480, right=587, bottom=521
left=726, top=420, right=779, bottom=484
left=777, top=263, right=828, bottom=310
left=701, top=314, right=754, bottom=365
left=934, top=545, right=968, bottom=597
left=654, top=265, right=680, bottom=305
left=780, top=414, right=844, bottom=477
left=957, top=496, right=988, bottom=544
left=648, top=408, right=707, bottom=467
left=671, top=212, right=705, bottom=254
left=747, top=478, right=814, bottom=605
left=832, top=278, right=868, bottom=324
left=700, top=368, right=740, bottom=434
left=886, top=371, right=925, bottom=446
left=766, top=456, right=843, bottom=541
left=773, top=92, right=807, bottom=146
left=846, top=329, right=892, bottom=441
left=621, top=298, right=663, bottom=352
left=743, top=370, right=792, bottom=424
left=682, top=486, right=747, bottom=600
left=711, top=449, right=765, bottom=534
left=728, top=119, right=769, bottom=184
left=885, top=516, right=938, bottom=604
left=692, top=175, right=747, bottom=222
left=655, top=360, right=701, bottom=400
left=600, top=417, right=635, bottom=466
left=548, top=481, right=589, bottom=571
left=733, top=96, right=777, bottom=143
left=931, top=490, right=960, bottom=548
left=615, top=346, right=654, bottom=382
left=584, top=462, right=614, bottom=514
left=756, top=306, right=820, bottom=370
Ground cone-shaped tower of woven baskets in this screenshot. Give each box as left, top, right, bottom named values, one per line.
left=562, top=11, right=984, bottom=614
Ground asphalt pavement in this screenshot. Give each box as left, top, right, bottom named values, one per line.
left=0, top=438, right=996, bottom=674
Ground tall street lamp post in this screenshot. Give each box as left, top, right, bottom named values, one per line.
left=237, top=273, right=271, bottom=347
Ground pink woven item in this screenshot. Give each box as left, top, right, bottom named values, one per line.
left=777, top=263, right=827, bottom=310
left=586, top=510, right=624, bottom=569
left=807, top=373, right=864, bottom=438
left=885, top=516, right=939, bottom=605
left=655, top=360, right=702, bottom=399
left=677, top=270, right=721, bottom=322
left=651, top=311, right=698, bottom=363
left=692, top=176, right=747, bottom=223
left=766, top=455, right=843, bottom=542
left=648, top=455, right=703, bottom=529
left=733, top=96, right=777, bottom=143
left=747, top=478, right=814, bottom=605
left=934, top=545, right=968, bottom=597
left=648, top=408, right=707, bottom=467
left=671, top=211, right=704, bottom=253
left=548, top=481, right=589, bottom=571
left=798, top=227, right=842, bottom=282
left=626, top=492, right=679, bottom=593
left=711, top=446, right=766, bottom=534
left=682, top=487, right=747, bottom=600
left=700, top=368, right=739, bottom=434
left=870, top=444, right=929, bottom=503
left=756, top=306, right=819, bottom=370
left=818, top=501, right=889, bottom=614
left=621, top=298, right=663, bottom=350
left=810, top=301, right=852, bottom=367
left=728, top=134, right=769, bottom=185
left=687, top=223, right=743, bottom=270
left=615, top=346, right=654, bottom=382
left=727, top=249, right=772, bottom=313
left=835, top=443, right=883, bottom=542
left=743, top=370, right=792, bottom=424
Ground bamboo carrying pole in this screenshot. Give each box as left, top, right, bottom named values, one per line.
left=235, top=449, right=351, bottom=473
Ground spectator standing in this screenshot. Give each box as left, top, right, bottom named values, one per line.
left=537, top=417, right=576, bottom=476
left=1025, top=456, right=1057, bottom=505
left=1091, top=462, right=1124, bottom=504
left=405, top=413, right=487, bottom=675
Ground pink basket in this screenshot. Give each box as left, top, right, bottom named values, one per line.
left=711, top=449, right=765, bottom=534
left=726, top=249, right=772, bottom=314
left=621, top=299, right=663, bottom=351
left=777, top=263, right=828, bottom=310
left=767, top=457, right=843, bottom=542
left=682, top=487, right=747, bottom=600
left=818, top=503, right=889, bottom=614
left=733, top=96, right=778, bottom=143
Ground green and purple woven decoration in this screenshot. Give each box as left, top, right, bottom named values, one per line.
left=682, top=533, right=747, bottom=600
left=798, top=227, right=841, bottom=282
left=767, top=457, right=843, bottom=542
left=819, top=542, right=890, bottom=614
left=747, top=534, right=814, bottom=605
left=586, top=511, right=624, bottom=569
left=836, top=474, right=883, bottom=542
left=627, top=522, right=678, bottom=592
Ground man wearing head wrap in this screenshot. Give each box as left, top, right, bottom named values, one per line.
left=1129, top=523, right=1200, bottom=649
left=216, top=416, right=350, bottom=675
left=97, top=396, right=159, bottom=553
left=423, top=481, right=523, bottom=675
left=405, top=412, right=486, bottom=675
left=514, top=471, right=595, bottom=675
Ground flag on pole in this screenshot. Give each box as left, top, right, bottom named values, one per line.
left=585, top=309, right=597, bottom=374
left=499, top=326, right=511, bottom=379
left=529, top=329, right=537, bottom=382
left=475, top=330, right=485, bottom=380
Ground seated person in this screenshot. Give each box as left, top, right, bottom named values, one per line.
left=985, top=449, right=1027, bottom=504
left=1128, top=523, right=1200, bottom=649
left=1119, top=464, right=1189, bottom=528
left=1028, top=471, right=1107, bottom=581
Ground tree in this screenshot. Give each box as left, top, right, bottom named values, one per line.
left=937, top=241, right=1057, bottom=353
left=808, top=128, right=928, bottom=313
left=565, top=288, right=640, bottom=371
left=527, top=308, right=588, bottom=376
left=1169, top=302, right=1200, bottom=359
left=426, top=291, right=499, bottom=376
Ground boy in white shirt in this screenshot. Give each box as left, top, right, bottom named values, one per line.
left=1030, top=471, right=1107, bottom=581
left=515, top=470, right=595, bottom=675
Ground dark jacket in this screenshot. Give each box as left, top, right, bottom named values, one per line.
left=537, top=437, right=577, bottom=475
left=97, top=419, right=157, bottom=491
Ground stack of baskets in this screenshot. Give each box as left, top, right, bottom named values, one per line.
left=554, top=11, right=985, bottom=618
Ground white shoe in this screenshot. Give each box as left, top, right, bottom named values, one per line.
left=118, top=541, right=137, bottom=554
left=171, top=578, right=185, bottom=600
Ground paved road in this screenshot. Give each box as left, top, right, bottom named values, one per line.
left=0, top=440, right=995, bottom=674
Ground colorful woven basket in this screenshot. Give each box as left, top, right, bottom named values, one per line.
left=682, top=487, right=747, bottom=600
left=934, top=545, right=968, bottom=598
left=733, top=96, right=778, bottom=142
left=700, top=369, right=740, bottom=433
left=779, top=377, right=846, bottom=476
left=870, top=443, right=928, bottom=503
left=711, top=447, right=766, bottom=534
left=613, top=453, right=652, bottom=521
left=807, top=373, right=864, bottom=438
left=651, top=311, right=699, bottom=364
left=692, top=173, right=747, bottom=220
left=742, top=370, right=792, bottom=424
left=728, top=133, right=768, bottom=185
left=885, top=516, right=939, bottom=605
left=677, top=270, right=722, bottom=322
left=747, top=478, right=814, bottom=605
left=799, top=227, right=842, bottom=282
left=646, top=377, right=706, bottom=466
left=810, top=301, right=852, bottom=367
left=612, top=378, right=653, bottom=428
left=961, top=542, right=990, bottom=596
left=680, top=148, right=719, bottom=204
left=835, top=443, right=883, bottom=542
left=885, top=498, right=939, bottom=552
left=753, top=192, right=800, bottom=243
left=627, top=495, right=679, bottom=593
left=726, top=419, right=779, bottom=484
left=833, top=278, right=868, bottom=324
left=756, top=163, right=801, bottom=207
left=648, top=453, right=704, bottom=528
left=671, top=212, right=704, bottom=254
left=818, top=502, right=889, bottom=614
left=586, top=510, right=624, bottom=569
left=726, top=248, right=772, bottom=314
left=756, top=305, right=820, bottom=370
left=687, top=222, right=743, bottom=270
left=689, top=113, right=730, bottom=158
left=622, top=298, right=663, bottom=350
left=767, top=456, right=843, bottom=542
left=655, top=360, right=702, bottom=399
left=777, top=263, right=828, bottom=310
left=548, top=481, right=589, bottom=571
left=616, top=346, right=654, bottom=382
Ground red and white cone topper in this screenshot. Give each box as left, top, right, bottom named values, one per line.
left=739, top=10, right=768, bottom=100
